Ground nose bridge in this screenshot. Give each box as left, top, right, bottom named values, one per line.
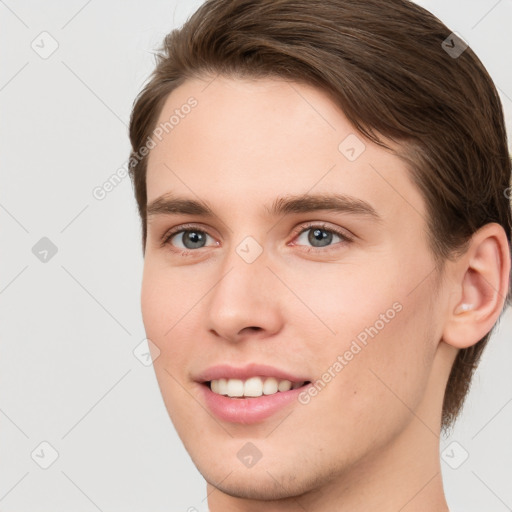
left=213, top=239, right=269, bottom=309
left=206, top=236, right=282, bottom=339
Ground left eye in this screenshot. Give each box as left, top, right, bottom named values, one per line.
left=295, top=226, right=346, bottom=248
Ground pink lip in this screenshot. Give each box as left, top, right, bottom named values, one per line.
left=194, top=363, right=309, bottom=383
left=198, top=382, right=310, bottom=424
left=194, top=363, right=312, bottom=424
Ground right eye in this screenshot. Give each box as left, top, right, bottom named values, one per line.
left=162, top=224, right=219, bottom=254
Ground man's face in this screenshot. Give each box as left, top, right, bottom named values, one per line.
left=142, top=76, right=448, bottom=499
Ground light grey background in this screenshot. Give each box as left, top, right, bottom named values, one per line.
left=1, top=1, right=511, bottom=510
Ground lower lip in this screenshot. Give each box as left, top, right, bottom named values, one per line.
left=199, top=383, right=310, bottom=424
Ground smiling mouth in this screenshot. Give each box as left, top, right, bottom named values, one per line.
left=204, top=376, right=312, bottom=398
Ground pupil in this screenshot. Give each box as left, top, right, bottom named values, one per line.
left=309, top=228, right=332, bottom=247
left=184, top=231, right=205, bottom=249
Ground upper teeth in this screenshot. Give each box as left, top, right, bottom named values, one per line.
left=210, top=377, right=305, bottom=397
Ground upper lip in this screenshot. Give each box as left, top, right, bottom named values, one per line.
left=195, top=363, right=310, bottom=383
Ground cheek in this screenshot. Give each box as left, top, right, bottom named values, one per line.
left=140, top=267, right=165, bottom=338
left=290, top=259, right=436, bottom=415
left=140, top=264, right=196, bottom=419
left=286, top=261, right=405, bottom=349
left=141, top=259, right=191, bottom=335
left=140, top=259, right=214, bottom=387
left=140, top=262, right=188, bottom=361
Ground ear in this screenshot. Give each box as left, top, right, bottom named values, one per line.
left=442, top=223, right=511, bottom=349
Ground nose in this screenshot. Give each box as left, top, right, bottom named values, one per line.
left=206, top=245, right=284, bottom=343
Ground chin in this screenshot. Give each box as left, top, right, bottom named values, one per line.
left=188, top=443, right=339, bottom=505
left=201, top=466, right=313, bottom=502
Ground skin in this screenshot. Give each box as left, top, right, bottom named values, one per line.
left=141, top=76, right=510, bottom=511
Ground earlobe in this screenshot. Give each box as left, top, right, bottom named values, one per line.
left=442, top=223, right=510, bottom=350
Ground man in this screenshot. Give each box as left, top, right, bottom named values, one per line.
left=128, top=0, right=511, bottom=510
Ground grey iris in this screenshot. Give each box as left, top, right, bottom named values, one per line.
left=182, top=231, right=206, bottom=249
left=309, top=228, right=332, bottom=247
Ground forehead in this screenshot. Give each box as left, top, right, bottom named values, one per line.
left=145, top=76, right=425, bottom=224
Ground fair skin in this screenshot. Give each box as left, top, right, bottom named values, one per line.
left=141, top=76, right=510, bottom=511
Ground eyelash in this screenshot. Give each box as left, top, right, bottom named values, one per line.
left=160, top=222, right=353, bottom=256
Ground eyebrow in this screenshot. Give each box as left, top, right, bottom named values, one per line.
left=146, top=192, right=382, bottom=222
left=266, top=193, right=381, bottom=220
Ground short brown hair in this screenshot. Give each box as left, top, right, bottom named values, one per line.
left=128, top=0, right=512, bottom=429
